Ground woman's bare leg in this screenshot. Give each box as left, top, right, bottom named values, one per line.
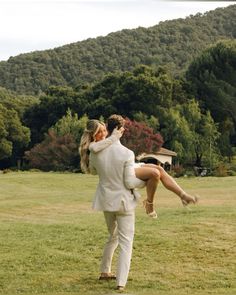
left=139, top=164, right=197, bottom=205
left=135, top=167, right=160, bottom=215
left=142, top=164, right=183, bottom=195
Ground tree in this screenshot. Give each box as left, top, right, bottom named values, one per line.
left=24, top=130, right=78, bottom=171
left=193, top=111, right=220, bottom=168
left=84, top=65, right=173, bottom=119
left=23, top=86, right=87, bottom=145
left=0, top=104, right=30, bottom=164
left=159, top=100, right=220, bottom=167
left=186, top=40, right=236, bottom=157
left=159, top=106, right=194, bottom=164
left=52, top=109, right=88, bottom=144
left=0, top=86, right=38, bottom=119
left=132, top=111, right=160, bottom=132
left=24, top=111, right=88, bottom=171
left=121, top=118, right=164, bottom=156
left=217, top=118, right=235, bottom=162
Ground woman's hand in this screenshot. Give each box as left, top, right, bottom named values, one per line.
left=111, top=127, right=125, bottom=139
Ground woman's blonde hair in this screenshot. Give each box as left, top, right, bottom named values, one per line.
left=79, top=119, right=105, bottom=173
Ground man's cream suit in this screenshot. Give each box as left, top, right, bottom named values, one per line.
left=89, top=140, right=144, bottom=287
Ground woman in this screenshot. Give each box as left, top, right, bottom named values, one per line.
left=79, top=119, right=198, bottom=218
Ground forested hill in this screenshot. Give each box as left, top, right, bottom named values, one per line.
left=0, top=4, right=236, bottom=95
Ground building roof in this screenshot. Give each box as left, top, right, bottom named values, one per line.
left=137, top=147, right=177, bottom=159
left=136, top=147, right=177, bottom=164
left=156, top=147, right=177, bottom=156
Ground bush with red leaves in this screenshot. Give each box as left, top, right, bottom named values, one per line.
left=121, top=118, right=164, bottom=156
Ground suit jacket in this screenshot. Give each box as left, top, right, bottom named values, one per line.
left=89, top=140, right=145, bottom=211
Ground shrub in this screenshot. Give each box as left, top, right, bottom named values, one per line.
left=24, top=130, right=79, bottom=171
left=213, top=163, right=228, bottom=177
left=121, top=118, right=163, bottom=156
left=2, top=169, right=11, bottom=174
left=171, top=164, right=186, bottom=178
left=227, top=170, right=236, bottom=176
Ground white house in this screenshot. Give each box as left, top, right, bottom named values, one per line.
left=136, top=147, right=177, bottom=168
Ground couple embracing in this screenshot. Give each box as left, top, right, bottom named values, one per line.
left=79, top=114, right=198, bottom=292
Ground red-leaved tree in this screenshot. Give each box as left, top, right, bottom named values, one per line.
left=121, top=118, right=164, bottom=156
left=24, top=130, right=79, bottom=171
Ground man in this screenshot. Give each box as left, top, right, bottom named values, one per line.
left=89, top=114, right=145, bottom=291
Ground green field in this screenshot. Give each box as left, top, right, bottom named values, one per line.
left=0, top=172, right=235, bottom=295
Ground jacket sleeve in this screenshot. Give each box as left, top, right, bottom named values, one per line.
left=124, top=152, right=146, bottom=189
left=89, top=135, right=118, bottom=153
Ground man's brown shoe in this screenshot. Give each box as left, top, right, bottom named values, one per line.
left=115, top=286, right=125, bottom=292
left=99, top=273, right=116, bottom=280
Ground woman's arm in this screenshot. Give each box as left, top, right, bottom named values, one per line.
left=89, top=128, right=123, bottom=153
left=89, top=136, right=116, bottom=153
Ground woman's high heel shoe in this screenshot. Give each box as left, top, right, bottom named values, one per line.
left=143, top=199, right=157, bottom=219
left=180, top=192, right=198, bottom=207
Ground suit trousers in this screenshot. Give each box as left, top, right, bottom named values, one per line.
left=100, top=201, right=135, bottom=287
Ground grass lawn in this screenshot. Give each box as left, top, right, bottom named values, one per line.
left=0, top=172, right=235, bottom=295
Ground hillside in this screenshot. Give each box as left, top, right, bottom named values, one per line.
left=0, top=4, right=235, bottom=95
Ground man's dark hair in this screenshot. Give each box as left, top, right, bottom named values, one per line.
left=107, top=114, right=125, bottom=134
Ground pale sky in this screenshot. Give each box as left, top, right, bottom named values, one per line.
left=0, top=0, right=235, bottom=61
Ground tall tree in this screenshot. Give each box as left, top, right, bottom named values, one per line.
left=52, top=109, right=88, bottom=144
left=186, top=40, right=236, bottom=156
left=159, top=100, right=220, bottom=167
left=23, top=86, right=86, bottom=145
left=0, top=104, right=30, bottom=166
left=84, top=65, right=173, bottom=119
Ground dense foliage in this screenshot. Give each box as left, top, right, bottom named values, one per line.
left=186, top=39, right=236, bottom=159
left=186, top=40, right=236, bottom=125
left=83, top=65, right=173, bottom=119
left=22, top=64, right=223, bottom=169
left=24, top=111, right=164, bottom=171
left=24, top=130, right=78, bottom=171
left=0, top=104, right=30, bottom=164
left=0, top=6, right=235, bottom=173
left=121, top=118, right=164, bottom=156
left=23, top=86, right=87, bottom=145
left=0, top=87, right=38, bottom=118
left=0, top=5, right=235, bottom=95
